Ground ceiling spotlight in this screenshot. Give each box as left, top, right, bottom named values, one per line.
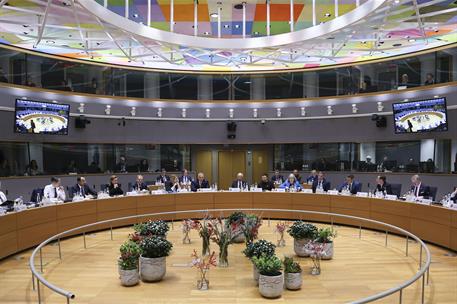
left=181, top=108, right=187, bottom=118
left=229, top=108, right=234, bottom=118
left=205, top=108, right=211, bottom=118
left=157, top=108, right=162, bottom=118
left=130, top=107, right=136, bottom=117
left=327, top=105, right=333, bottom=115
left=235, top=24, right=240, bottom=28
left=276, top=108, right=282, bottom=118
left=78, top=103, right=85, bottom=113
left=223, top=24, right=230, bottom=28
left=253, top=108, right=258, bottom=118
left=204, top=31, right=210, bottom=35
left=433, top=95, right=439, bottom=98
left=300, top=107, right=306, bottom=117
left=408, top=38, right=416, bottom=43
left=133, top=13, right=138, bottom=18
left=352, top=104, right=358, bottom=114
left=377, top=101, right=384, bottom=112
left=210, top=13, right=218, bottom=18
left=105, top=105, right=111, bottom=115
left=324, top=13, right=331, bottom=17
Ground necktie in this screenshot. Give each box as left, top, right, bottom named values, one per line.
left=80, top=186, right=85, bottom=197
left=54, top=187, right=57, bottom=198
left=238, top=181, right=241, bottom=188
left=349, top=183, right=352, bottom=191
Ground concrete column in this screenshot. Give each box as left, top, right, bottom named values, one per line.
left=420, top=139, right=435, bottom=162
left=359, top=143, right=376, bottom=162
left=250, top=76, right=265, bottom=100
left=144, top=73, right=160, bottom=99
left=198, top=75, right=213, bottom=100
left=419, top=53, right=435, bottom=84
left=303, top=72, right=318, bottom=98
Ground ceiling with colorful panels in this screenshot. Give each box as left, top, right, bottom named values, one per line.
left=0, top=0, right=456, bottom=72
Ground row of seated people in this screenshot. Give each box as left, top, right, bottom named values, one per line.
left=0, top=171, right=453, bottom=206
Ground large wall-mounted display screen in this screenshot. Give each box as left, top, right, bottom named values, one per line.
left=392, top=97, right=448, bottom=134
left=14, top=99, right=70, bottom=135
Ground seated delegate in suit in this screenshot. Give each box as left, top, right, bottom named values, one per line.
left=306, top=170, right=318, bottom=184
left=156, top=169, right=170, bottom=184
left=191, top=172, right=210, bottom=192
left=271, top=170, right=284, bottom=184
left=292, top=169, right=302, bottom=183
left=312, top=171, right=331, bottom=193
left=373, top=175, right=393, bottom=196
left=279, top=174, right=302, bottom=191
left=450, top=187, right=457, bottom=203
left=231, top=172, right=248, bottom=189
left=70, top=176, right=97, bottom=198
left=338, top=174, right=362, bottom=195
left=165, top=175, right=181, bottom=193
left=410, top=174, right=430, bottom=198
left=132, top=174, right=148, bottom=191
left=0, top=186, right=7, bottom=204
left=44, top=177, right=66, bottom=201
left=179, top=169, right=193, bottom=184
left=108, top=175, right=124, bottom=197
left=259, top=174, right=274, bottom=191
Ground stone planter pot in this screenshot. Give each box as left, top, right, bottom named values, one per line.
left=284, top=272, right=302, bottom=290
left=119, top=268, right=140, bottom=287
left=258, top=273, right=284, bottom=298
left=139, top=256, right=166, bottom=282
left=232, top=233, right=245, bottom=243
left=319, top=242, right=334, bottom=260
left=253, top=263, right=259, bottom=284
left=293, top=238, right=311, bottom=257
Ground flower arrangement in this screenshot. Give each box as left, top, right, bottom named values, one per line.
left=190, top=249, right=217, bottom=290
left=243, top=239, right=276, bottom=259
left=226, top=211, right=246, bottom=240
left=118, top=240, right=141, bottom=270
left=305, top=241, right=326, bottom=275
left=139, top=236, right=173, bottom=258
left=209, top=218, right=236, bottom=267
left=243, top=214, right=262, bottom=244
left=182, top=219, right=200, bottom=244
left=283, top=256, right=301, bottom=274
left=274, top=222, right=288, bottom=247
left=197, top=217, right=215, bottom=256
left=287, top=221, right=318, bottom=240
left=135, top=220, right=170, bottom=237
left=252, top=254, right=282, bottom=276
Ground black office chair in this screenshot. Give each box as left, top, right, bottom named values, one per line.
left=30, top=188, right=44, bottom=203
left=128, top=182, right=133, bottom=192
left=428, top=186, right=438, bottom=201
left=100, top=184, right=109, bottom=192
left=390, top=184, right=402, bottom=197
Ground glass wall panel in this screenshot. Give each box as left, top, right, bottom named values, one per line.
left=0, top=142, right=29, bottom=177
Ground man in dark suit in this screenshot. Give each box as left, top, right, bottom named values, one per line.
left=156, top=168, right=170, bottom=184
left=132, top=175, right=148, bottom=191
left=306, top=170, right=318, bottom=184
left=231, top=172, right=248, bottom=189
left=271, top=170, right=284, bottom=184
left=410, top=175, right=430, bottom=198
left=191, top=172, right=210, bottom=192
left=115, top=155, right=127, bottom=173
left=374, top=175, right=393, bottom=195
left=451, top=187, right=457, bottom=203
left=179, top=169, right=193, bottom=184
left=70, top=177, right=97, bottom=198
left=338, top=174, right=362, bottom=195
left=258, top=174, right=274, bottom=191
left=292, top=169, right=302, bottom=183
left=312, top=171, right=331, bottom=193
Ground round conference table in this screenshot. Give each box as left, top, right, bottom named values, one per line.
left=0, top=192, right=456, bottom=259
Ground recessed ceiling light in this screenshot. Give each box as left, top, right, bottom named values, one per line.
left=204, top=31, right=210, bottom=35
left=408, top=39, right=416, bottom=42
left=210, top=13, right=218, bottom=18
left=235, top=24, right=240, bottom=28
left=223, top=24, right=229, bottom=28
left=324, top=13, right=331, bottom=17
left=254, top=31, right=259, bottom=35
left=133, top=13, right=138, bottom=18
left=434, top=95, right=439, bottom=98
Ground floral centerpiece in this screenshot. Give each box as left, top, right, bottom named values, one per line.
left=182, top=219, right=199, bottom=244
left=225, top=211, right=246, bottom=243
left=305, top=241, right=326, bottom=275
left=190, top=249, right=217, bottom=290
left=197, top=217, right=215, bottom=256
left=274, top=222, right=288, bottom=247
left=287, top=221, right=318, bottom=257
left=243, top=214, right=262, bottom=244
left=314, top=227, right=337, bottom=260
left=134, top=220, right=170, bottom=238
left=210, top=218, right=237, bottom=267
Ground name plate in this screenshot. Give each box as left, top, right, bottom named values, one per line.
left=275, top=188, right=286, bottom=192
left=327, top=190, right=339, bottom=195
left=385, top=194, right=398, bottom=200
left=302, top=189, right=313, bottom=194
left=229, top=187, right=241, bottom=192
left=356, top=192, right=368, bottom=197
left=250, top=188, right=263, bottom=192
left=197, top=188, right=213, bottom=192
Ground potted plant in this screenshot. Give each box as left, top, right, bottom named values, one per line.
left=243, top=239, right=276, bottom=283
left=136, top=220, right=170, bottom=238
left=287, top=221, right=318, bottom=257
left=314, top=227, right=336, bottom=260
left=139, top=236, right=173, bottom=282
left=226, top=211, right=246, bottom=243
left=252, top=254, right=284, bottom=299
left=283, top=256, right=302, bottom=290
left=118, top=240, right=141, bottom=286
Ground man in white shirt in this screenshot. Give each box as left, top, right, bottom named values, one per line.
left=44, top=177, right=66, bottom=201
left=0, top=190, right=7, bottom=203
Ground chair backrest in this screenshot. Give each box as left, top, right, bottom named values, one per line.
left=128, top=182, right=133, bottom=192
left=428, top=186, right=438, bottom=201
left=100, top=184, right=109, bottom=192
left=30, top=188, right=44, bottom=203
left=390, top=183, right=402, bottom=197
